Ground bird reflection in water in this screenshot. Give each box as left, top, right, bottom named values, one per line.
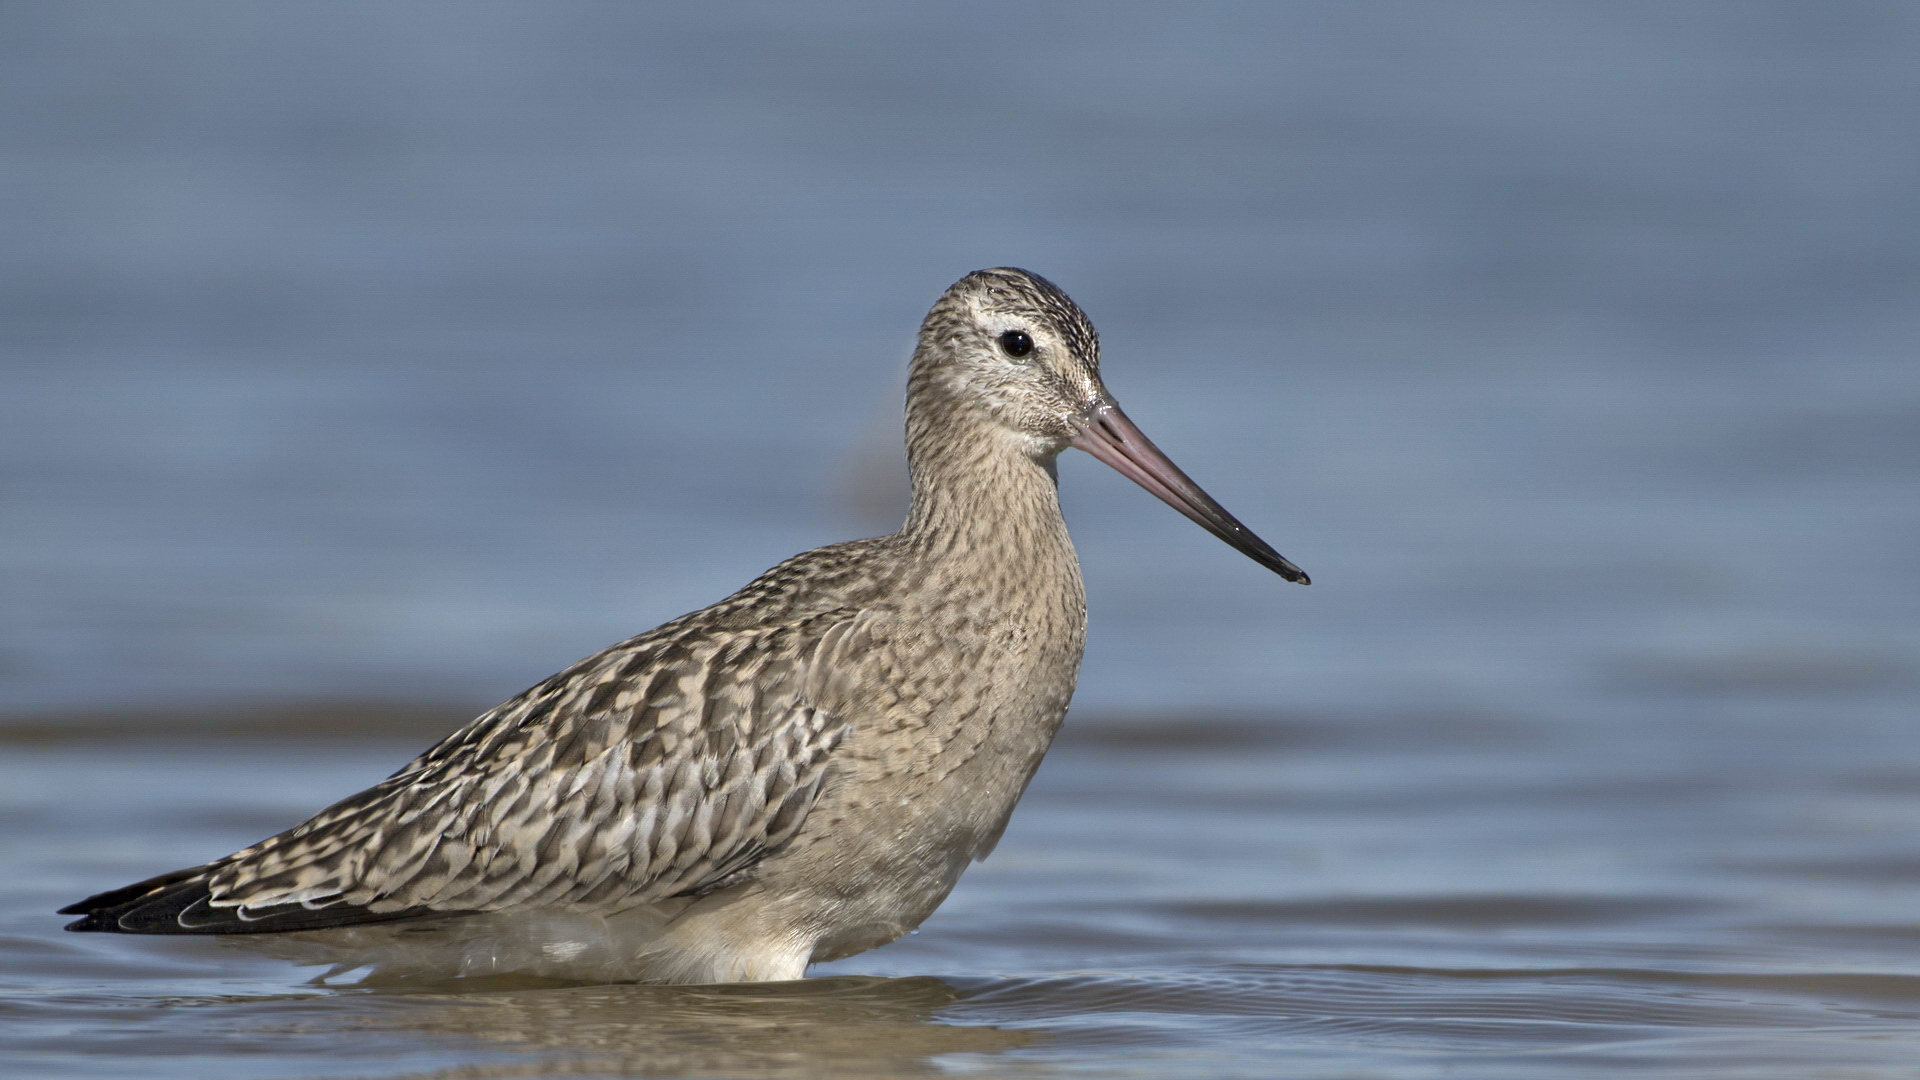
left=304, top=974, right=1032, bottom=1079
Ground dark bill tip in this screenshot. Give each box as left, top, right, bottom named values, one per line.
left=1070, top=403, right=1309, bottom=585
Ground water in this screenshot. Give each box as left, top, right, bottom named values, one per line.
left=5, top=2, right=1920, bottom=1076
left=12, top=729, right=1920, bottom=1077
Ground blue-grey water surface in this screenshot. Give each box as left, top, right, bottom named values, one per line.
left=4, top=2, right=1920, bottom=1077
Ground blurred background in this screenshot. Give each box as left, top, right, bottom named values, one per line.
left=3, top=1, right=1915, bottom=730
left=5, top=3, right=1920, bottom=1077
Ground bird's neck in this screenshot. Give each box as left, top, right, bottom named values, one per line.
left=897, top=401, right=1074, bottom=568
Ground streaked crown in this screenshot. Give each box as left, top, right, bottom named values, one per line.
left=911, top=267, right=1107, bottom=450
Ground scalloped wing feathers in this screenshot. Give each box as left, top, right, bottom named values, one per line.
left=159, top=610, right=860, bottom=930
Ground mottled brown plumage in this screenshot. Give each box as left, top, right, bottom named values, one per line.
left=61, top=268, right=1306, bottom=983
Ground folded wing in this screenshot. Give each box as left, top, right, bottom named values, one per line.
left=63, top=609, right=859, bottom=934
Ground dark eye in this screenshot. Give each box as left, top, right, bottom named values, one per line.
left=998, top=330, right=1035, bottom=358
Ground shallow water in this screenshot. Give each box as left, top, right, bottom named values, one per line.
left=10, top=721, right=1920, bottom=1078
left=6, top=1, right=1920, bottom=1076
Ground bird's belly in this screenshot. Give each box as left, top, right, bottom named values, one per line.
left=770, top=637, right=1082, bottom=964
left=784, top=749, right=1053, bottom=966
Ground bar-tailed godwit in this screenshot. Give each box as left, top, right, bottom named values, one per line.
left=62, top=268, right=1307, bottom=982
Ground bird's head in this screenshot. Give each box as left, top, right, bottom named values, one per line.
left=909, top=267, right=1308, bottom=584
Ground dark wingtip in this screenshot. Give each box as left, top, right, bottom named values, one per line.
left=57, top=867, right=207, bottom=925
left=62, top=872, right=471, bottom=935
left=56, top=866, right=223, bottom=934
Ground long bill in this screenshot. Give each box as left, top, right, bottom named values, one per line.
left=1070, top=401, right=1310, bottom=585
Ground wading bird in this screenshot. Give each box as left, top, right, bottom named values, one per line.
left=61, top=268, right=1307, bottom=982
